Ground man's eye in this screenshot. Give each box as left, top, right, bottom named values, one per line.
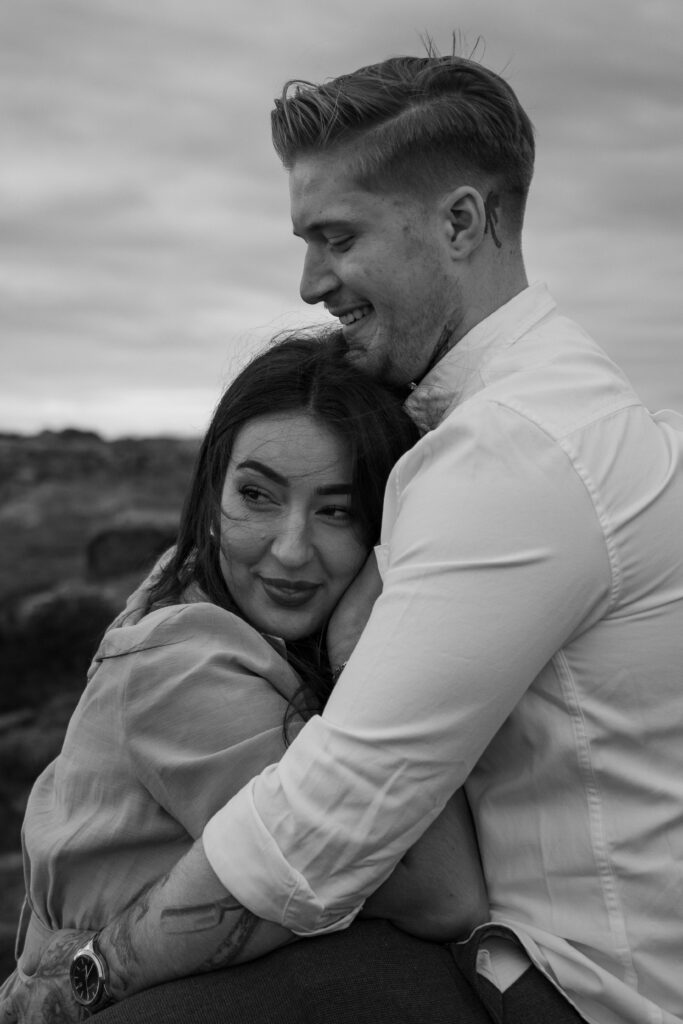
left=327, top=236, right=353, bottom=252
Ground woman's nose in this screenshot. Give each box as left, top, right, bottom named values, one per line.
left=271, top=515, right=313, bottom=567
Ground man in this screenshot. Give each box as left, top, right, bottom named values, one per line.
left=4, top=51, right=683, bottom=1024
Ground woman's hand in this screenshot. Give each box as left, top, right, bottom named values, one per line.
left=327, top=550, right=383, bottom=671
left=0, top=930, right=91, bottom=1023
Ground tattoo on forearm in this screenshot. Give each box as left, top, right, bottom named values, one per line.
left=160, top=896, right=244, bottom=934
left=197, top=910, right=260, bottom=971
left=484, top=190, right=502, bottom=248
left=159, top=897, right=261, bottom=970
left=35, top=934, right=86, bottom=980
left=107, top=884, right=154, bottom=993
left=99, top=878, right=262, bottom=992
left=42, top=993, right=88, bottom=1023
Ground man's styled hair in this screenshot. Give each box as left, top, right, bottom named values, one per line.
left=272, top=52, right=536, bottom=233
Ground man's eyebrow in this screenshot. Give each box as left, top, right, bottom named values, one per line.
left=237, top=460, right=352, bottom=495
left=292, top=218, right=353, bottom=239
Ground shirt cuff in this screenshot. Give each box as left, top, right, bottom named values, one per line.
left=202, top=773, right=362, bottom=936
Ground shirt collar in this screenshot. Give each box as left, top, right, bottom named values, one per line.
left=135, top=575, right=290, bottom=656
left=404, top=283, right=556, bottom=434
left=181, top=581, right=288, bottom=655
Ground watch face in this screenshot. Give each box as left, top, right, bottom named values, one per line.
left=70, top=952, right=102, bottom=1006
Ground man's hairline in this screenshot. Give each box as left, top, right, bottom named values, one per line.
left=286, top=141, right=477, bottom=212
left=286, top=142, right=524, bottom=244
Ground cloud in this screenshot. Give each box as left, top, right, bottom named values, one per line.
left=1, top=0, right=682, bottom=435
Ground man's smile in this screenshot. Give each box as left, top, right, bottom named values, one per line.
left=328, top=304, right=373, bottom=326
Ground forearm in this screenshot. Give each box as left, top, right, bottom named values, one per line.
left=0, top=842, right=295, bottom=1022
left=361, top=789, right=488, bottom=941
left=100, top=838, right=295, bottom=1001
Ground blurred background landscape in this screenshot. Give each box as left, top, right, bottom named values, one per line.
left=0, top=428, right=198, bottom=976
left=1, top=0, right=682, bottom=982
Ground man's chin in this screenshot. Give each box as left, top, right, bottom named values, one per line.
left=344, top=343, right=380, bottom=378
left=344, top=343, right=409, bottom=391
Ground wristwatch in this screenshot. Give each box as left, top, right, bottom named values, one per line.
left=70, top=934, right=115, bottom=1013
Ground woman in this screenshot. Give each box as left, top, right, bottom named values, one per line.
left=3, top=331, right=487, bottom=1022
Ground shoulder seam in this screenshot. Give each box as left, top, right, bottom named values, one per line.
left=489, top=398, right=623, bottom=610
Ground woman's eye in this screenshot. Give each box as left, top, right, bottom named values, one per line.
left=319, top=505, right=353, bottom=522
left=240, top=485, right=271, bottom=505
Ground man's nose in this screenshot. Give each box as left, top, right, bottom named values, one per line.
left=299, top=247, right=340, bottom=305
left=271, top=514, right=313, bottom=567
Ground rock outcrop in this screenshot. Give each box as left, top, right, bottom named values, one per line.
left=86, top=511, right=178, bottom=581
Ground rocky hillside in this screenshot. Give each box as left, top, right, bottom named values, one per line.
left=0, top=429, right=199, bottom=979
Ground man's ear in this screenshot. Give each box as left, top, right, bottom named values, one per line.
left=441, top=186, right=486, bottom=258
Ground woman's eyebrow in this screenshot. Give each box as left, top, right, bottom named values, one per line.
left=237, top=460, right=288, bottom=486
left=237, top=460, right=351, bottom=495
left=316, top=484, right=352, bottom=496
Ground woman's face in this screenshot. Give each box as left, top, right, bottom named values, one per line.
left=219, top=411, right=368, bottom=641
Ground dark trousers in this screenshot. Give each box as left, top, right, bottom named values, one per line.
left=450, top=925, right=586, bottom=1024
left=97, top=920, right=585, bottom=1023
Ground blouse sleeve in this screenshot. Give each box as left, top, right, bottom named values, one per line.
left=121, top=603, right=302, bottom=839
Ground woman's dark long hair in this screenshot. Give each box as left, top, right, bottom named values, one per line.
left=146, top=329, right=419, bottom=732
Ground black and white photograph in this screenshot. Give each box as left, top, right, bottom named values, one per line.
left=1, top=2, right=682, bottom=1021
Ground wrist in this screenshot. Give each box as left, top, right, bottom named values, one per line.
left=96, top=928, right=134, bottom=1002
left=70, top=932, right=116, bottom=1012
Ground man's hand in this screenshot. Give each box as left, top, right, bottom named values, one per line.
left=0, top=930, right=91, bottom=1023
left=327, top=550, right=383, bottom=670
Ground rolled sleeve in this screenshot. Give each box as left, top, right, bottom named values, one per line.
left=203, top=770, right=360, bottom=934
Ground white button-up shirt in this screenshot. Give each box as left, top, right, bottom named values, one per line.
left=204, top=284, right=683, bottom=1024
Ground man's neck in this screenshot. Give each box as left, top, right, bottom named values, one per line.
left=416, top=263, right=529, bottom=387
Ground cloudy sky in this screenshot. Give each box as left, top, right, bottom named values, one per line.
left=2, top=0, right=682, bottom=437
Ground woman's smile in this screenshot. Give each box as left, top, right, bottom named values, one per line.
left=219, top=411, right=368, bottom=641
left=258, top=577, right=321, bottom=607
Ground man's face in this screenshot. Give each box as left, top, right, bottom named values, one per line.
left=289, top=152, right=462, bottom=387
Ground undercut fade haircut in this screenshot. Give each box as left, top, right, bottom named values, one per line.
left=272, top=51, right=536, bottom=234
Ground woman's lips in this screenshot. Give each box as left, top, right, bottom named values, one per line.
left=259, top=578, right=320, bottom=607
